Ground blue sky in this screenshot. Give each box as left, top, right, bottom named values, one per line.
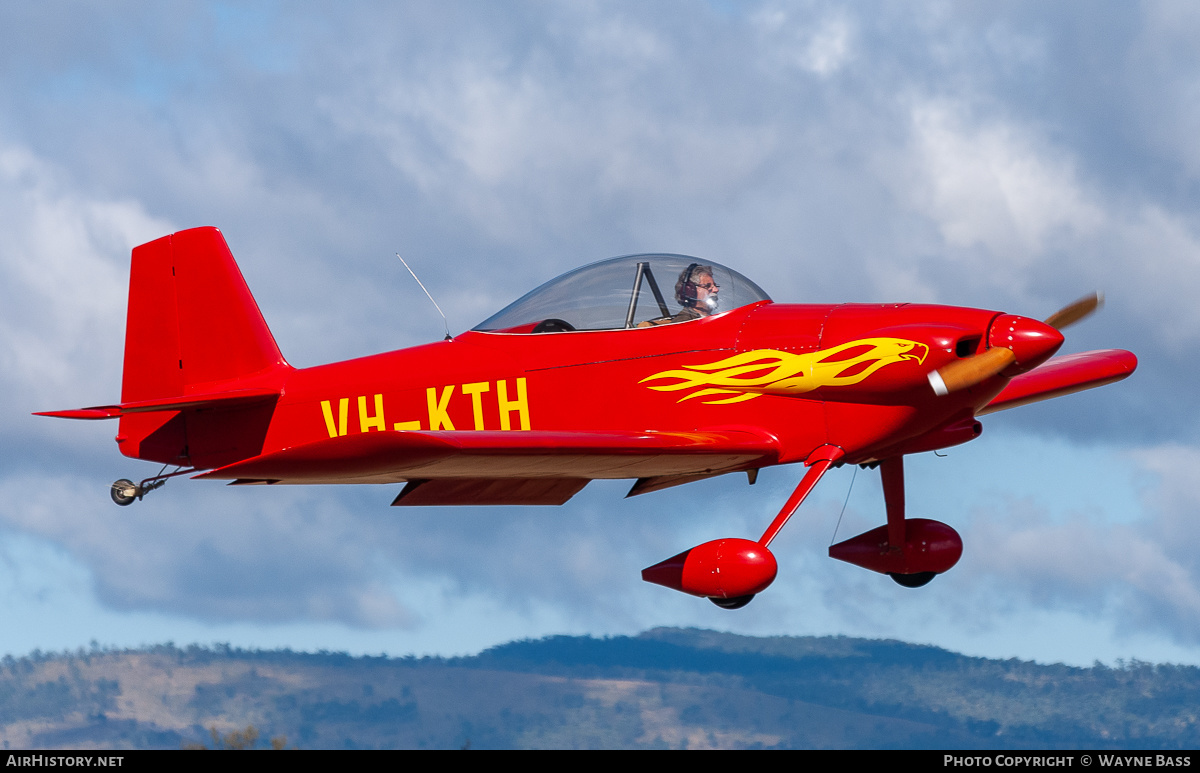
left=2, top=1, right=1199, bottom=666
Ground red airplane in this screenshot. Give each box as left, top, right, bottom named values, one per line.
left=38, top=227, right=1137, bottom=608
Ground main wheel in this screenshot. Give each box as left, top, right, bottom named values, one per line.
left=110, top=479, right=138, bottom=506
left=710, top=594, right=755, bottom=610
left=889, top=571, right=936, bottom=588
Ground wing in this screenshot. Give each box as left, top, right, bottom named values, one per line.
left=193, top=428, right=781, bottom=505
left=977, top=349, right=1137, bottom=416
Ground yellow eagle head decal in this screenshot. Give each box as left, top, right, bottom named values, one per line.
left=640, top=338, right=929, bottom=404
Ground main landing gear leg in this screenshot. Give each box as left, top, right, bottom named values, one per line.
left=641, top=445, right=846, bottom=609
left=828, top=455, right=962, bottom=584
left=696, top=445, right=845, bottom=609
left=881, top=457, right=934, bottom=588
left=758, top=445, right=847, bottom=549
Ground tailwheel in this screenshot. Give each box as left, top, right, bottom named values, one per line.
left=889, top=571, right=936, bottom=588
left=110, top=479, right=139, bottom=506
left=710, top=594, right=755, bottom=610
left=109, top=473, right=172, bottom=506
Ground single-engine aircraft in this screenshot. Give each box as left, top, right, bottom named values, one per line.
left=38, top=227, right=1137, bottom=608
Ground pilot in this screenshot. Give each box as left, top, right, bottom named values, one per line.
left=641, top=264, right=720, bottom=326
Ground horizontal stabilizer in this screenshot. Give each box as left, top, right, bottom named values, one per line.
left=194, top=428, right=781, bottom=485
left=35, top=407, right=123, bottom=420
left=978, top=349, right=1137, bottom=416
left=35, top=387, right=280, bottom=420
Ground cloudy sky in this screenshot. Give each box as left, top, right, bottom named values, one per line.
left=2, top=1, right=1199, bottom=666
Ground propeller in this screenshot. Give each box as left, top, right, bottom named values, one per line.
left=1043, top=291, right=1103, bottom=330
left=928, top=292, right=1103, bottom=396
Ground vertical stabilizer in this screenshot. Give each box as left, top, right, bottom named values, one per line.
left=118, top=227, right=289, bottom=466
left=121, top=227, right=288, bottom=402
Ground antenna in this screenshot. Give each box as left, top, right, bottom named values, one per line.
left=396, top=253, right=452, bottom=341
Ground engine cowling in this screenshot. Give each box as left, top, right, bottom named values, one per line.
left=641, top=538, right=777, bottom=599
left=828, top=518, right=962, bottom=576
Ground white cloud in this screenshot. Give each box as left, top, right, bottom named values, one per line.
left=933, top=442, right=1200, bottom=646
left=0, top=140, right=172, bottom=413
left=752, top=6, right=854, bottom=77
left=318, top=43, right=780, bottom=254
left=871, top=95, right=1200, bottom=371
left=0, top=474, right=417, bottom=629
left=902, top=100, right=1103, bottom=264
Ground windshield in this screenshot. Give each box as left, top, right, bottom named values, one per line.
left=473, top=254, right=771, bottom=333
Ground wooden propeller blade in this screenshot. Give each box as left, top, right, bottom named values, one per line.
left=928, top=346, right=1016, bottom=396
left=1043, top=292, right=1103, bottom=331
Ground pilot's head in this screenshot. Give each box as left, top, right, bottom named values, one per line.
left=676, top=264, right=720, bottom=315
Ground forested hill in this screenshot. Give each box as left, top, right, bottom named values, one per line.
left=0, top=628, right=1196, bottom=749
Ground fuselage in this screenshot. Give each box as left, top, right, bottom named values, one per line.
left=232, top=300, right=1007, bottom=474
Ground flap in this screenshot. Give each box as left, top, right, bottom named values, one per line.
left=392, top=478, right=590, bottom=506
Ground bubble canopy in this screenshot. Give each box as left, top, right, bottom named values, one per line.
left=473, top=254, right=771, bottom=333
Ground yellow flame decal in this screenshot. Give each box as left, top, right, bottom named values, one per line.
left=640, top=338, right=929, bottom=404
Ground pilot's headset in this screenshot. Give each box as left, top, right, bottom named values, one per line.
left=675, top=263, right=719, bottom=314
